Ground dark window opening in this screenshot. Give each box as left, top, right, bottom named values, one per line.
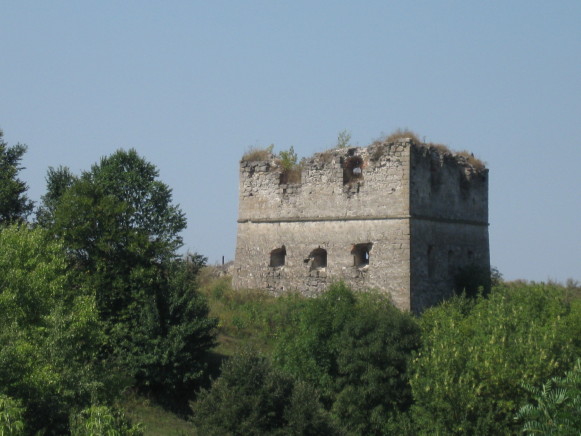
left=352, top=243, right=372, bottom=268
left=309, top=248, right=327, bottom=270
left=343, top=155, right=364, bottom=185
left=270, top=246, right=286, bottom=268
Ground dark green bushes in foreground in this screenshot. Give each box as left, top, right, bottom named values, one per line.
left=194, top=280, right=581, bottom=436
left=192, top=351, right=339, bottom=435
left=273, top=282, right=421, bottom=434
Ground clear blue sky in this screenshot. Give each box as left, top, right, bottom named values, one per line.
left=1, top=1, right=579, bottom=282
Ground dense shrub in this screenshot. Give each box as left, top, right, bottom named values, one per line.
left=410, top=284, right=581, bottom=435
left=192, top=351, right=339, bottom=435
left=0, top=394, right=25, bottom=436
left=273, top=283, right=421, bottom=435
left=70, top=405, right=143, bottom=436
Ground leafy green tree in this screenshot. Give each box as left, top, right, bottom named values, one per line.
left=516, top=358, right=581, bottom=435
left=0, top=129, right=33, bottom=223
left=70, top=405, right=143, bottom=436
left=0, top=394, right=25, bottom=436
left=410, top=284, right=581, bottom=435
left=273, top=283, right=421, bottom=435
left=35, top=165, right=77, bottom=227
left=120, top=254, right=217, bottom=396
left=37, top=149, right=216, bottom=395
left=192, top=351, right=340, bottom=436
left=0, top=225, right=108, bottom=434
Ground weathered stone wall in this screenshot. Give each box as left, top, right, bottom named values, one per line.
left=238, top=142, right=410, bottom=222
left=234, top=219, right=411, bottom=309
left=233, top=138, right=489, bottom=312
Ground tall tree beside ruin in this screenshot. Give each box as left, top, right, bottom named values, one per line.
left=0, top=129, right=33, bottom=224
left=38, top=149, right=216, bottom=395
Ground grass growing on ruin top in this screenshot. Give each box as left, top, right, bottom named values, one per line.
left=241, top=144, right=274, bottom=161
left=241, top=129, right=486, bottom=172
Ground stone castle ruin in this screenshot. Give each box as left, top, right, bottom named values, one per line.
left=232, top=136, right=490, bottom=312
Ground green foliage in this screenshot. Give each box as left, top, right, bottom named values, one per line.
left=37, top=149, right=215, bottom=397
left=35, top=165, right=77, bottom=227
left=410, top=284, right=581, bottom=435
left=192, top=351, right=339, bottom=435
left=516, top=358, right=581, bottom=435
left=273, top=283, right=421, bottom=435
left=121, top=255, right=218, bottom=395
left=0, top=225, right=108, bottom=434
left=277, top=146, right=298, bottom=172
left=70, top=405, right=143, bottom=436
left=0, top=129, right=33, bottom=224
left=336, top=129, right=352, bottom=148
left=454, top=263, right=492, bottom=297
left=0, top=395, right=25, bottom=436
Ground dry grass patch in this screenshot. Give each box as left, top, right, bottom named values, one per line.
left=385, top=128, right=421, bottom=143
left=242, top=146, right=273, bottom=162
left=457, top=150, right=486, bottom=171
left=425, top=142, right=451, bottom=155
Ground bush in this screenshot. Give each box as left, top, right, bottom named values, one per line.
left=70, top=405, right=143, bottom=436
left=192, top=351, right=339, bottom=435
left=516, top=359, right=581, bottom=435
left=410, top=284, right=581, bottom=435
left=119, top=254, right=218, bottom=397
left=0, top=394, right=25, bottom=436
left=273, top=283, right=421, bottom=435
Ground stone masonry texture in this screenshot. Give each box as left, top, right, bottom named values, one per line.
left=233, top=138, right=490, bottom=312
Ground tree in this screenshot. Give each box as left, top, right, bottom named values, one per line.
left=273, top=283, right=421, bottom=435
left=0, top=129, right=33, bottom=224
left=0, top=395, right=25, bottom=436
left=35, top=165, right=77, bottom=227
left=516, top=359, right=581, bottom=435
left=192, top=351, right=340, bottom=435
left=409, top=284, right=581, bottom=435
left=37, top=149, right=216, bottom=395
left=121, top=254, right=217, bottom=396
left=0, top=225, right=108, bottom=434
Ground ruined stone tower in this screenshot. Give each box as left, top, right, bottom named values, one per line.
left=233, top=137, right=489, bottom=312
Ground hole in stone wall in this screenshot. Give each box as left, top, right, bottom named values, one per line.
left=270, top=246, right=286, bottom=268
left=352, top=243, right=372, bottom=268
left=309, top=248, right=327, bottom=270
left=343, top=155, right=364, bottom=185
